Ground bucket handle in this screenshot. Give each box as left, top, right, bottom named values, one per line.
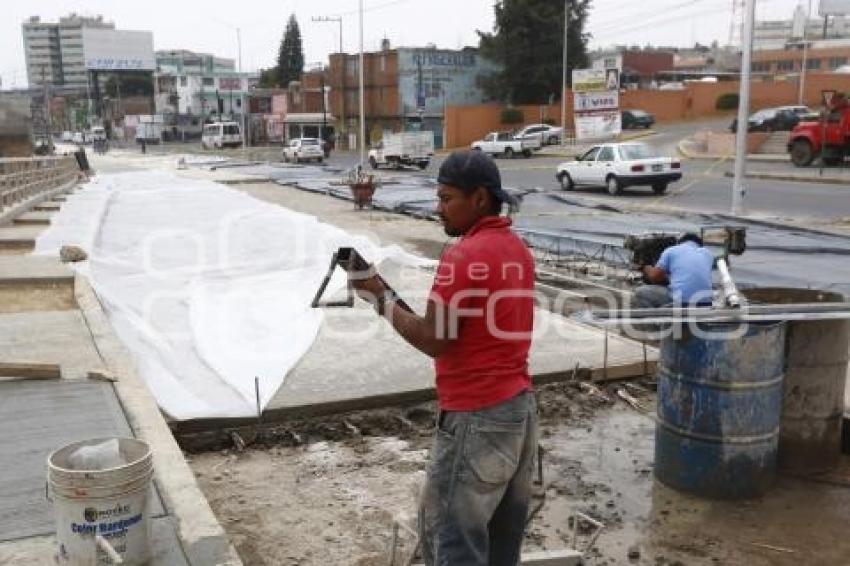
left=45, top=484, right=124, bottom=565
left=95, top=535, right=124, bottom=564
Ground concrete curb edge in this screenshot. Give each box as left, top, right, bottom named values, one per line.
left=721, top=170, right=850, bottom=186
left=676, top=140, right=790, bottom=163
left=74, top=275, right=243, bottom=566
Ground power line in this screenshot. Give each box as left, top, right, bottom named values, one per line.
left=334, top=0, right=415, bottom=17
left=592, top=0, right=724, bottom=33
left=592, top=0, right=727, bottom=35
left=592, top=0, right=785, bottom=38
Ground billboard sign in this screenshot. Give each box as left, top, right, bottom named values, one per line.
left=819, top=0, right=850, bottom=15
left=574, top=91, right=619, bottom=112
left=573, top=68, right=619, bottom=92
left=83, top=28, right=155, bottom=71
left=575, top=111, right=622, bottom=141
left=219, top=78, right=242, bottom=91
left=572, top=69, right=607, bottom=92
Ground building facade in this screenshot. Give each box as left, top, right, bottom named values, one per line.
left=154, top=50, right=257, bottom=124
left=591, top=50, right=675, bottom=88
left=751, top=39, right=850, bottom=75
left=328, top=43, right=497, bottom=148
left=22, top=14, right=115, bottom=90
left=755, top=8, right=850, bottom=51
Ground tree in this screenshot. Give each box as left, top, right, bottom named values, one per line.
left=478, top=0, right=591, bottom=105
left=258, top=67, right=279, bottom=88
left=277, top=14, right=304, bottom=87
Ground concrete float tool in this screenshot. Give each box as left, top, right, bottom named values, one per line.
left=311, top=246, right=413, bottom=313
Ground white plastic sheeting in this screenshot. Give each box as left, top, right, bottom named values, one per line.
left=35, top=171, right=433, bottom=420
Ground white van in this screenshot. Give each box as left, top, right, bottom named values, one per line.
left=201, top=122, right=242, bottom=149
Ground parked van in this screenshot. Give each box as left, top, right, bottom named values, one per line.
left=201, top=122, right=242, bottom=149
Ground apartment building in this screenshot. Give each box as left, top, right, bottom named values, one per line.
left=22, top=14, right=115, bottom=90
left=327, top=41, right=497, bottom=148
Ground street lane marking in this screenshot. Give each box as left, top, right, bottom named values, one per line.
left=635, top=155, right=729, bottom=211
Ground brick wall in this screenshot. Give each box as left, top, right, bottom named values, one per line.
left=443, top=74, right=850, bottom=148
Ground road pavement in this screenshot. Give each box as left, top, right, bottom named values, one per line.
left=132, top=119, right=849, bottom=228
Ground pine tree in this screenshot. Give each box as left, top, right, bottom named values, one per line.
left=478, top=0, right=591, bottom=104
left=277, top=14, right=305, bottom=87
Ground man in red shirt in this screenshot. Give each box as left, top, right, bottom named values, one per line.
left=352, top=150, right=538, bottom=565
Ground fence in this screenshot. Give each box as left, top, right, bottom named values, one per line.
left=0, top=156, right=79, bottom=211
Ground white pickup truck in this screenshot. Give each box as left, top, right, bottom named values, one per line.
left=471, top=131, right=541, bottom=158
left=368, top=131, right=434, bottom=169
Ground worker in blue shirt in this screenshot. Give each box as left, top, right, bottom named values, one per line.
left=635, top=233, right=715, bottom=308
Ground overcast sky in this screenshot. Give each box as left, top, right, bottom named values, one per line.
left=1, top=0, right=810, bottom=89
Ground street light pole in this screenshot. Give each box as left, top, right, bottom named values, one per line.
left=237, top=27, right=247, bottom=149
left=358, top=0, right=366, bottom=167
left=561, top=0, right=569, bottom=146
left=799, top=0, right=813, bottom=105
left=312, top=16, right=344, bottom=147
left=731, top=0, right=756, bottom=216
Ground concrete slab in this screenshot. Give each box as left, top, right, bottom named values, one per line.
left=12, top=211, right=52, bottom=225
left=0, top=255, right=72, bottom=282
left=74, top=277, right=243, bottom=565
left=0, top=310, right=105, bottom=379
left=0, top=225, right=43, bottom=254
left=0, top=379, right=164, bottom=541
left=33, top=202, right=62, bottom=212
left=0, top=256, right=75, bottom=313
left=261, top=267, right=655, bottom=420
left=0, top=516, right=189, bottom=565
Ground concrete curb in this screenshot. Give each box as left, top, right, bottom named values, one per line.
left=0, top=178, right=79, bottom=227
left=722, top=170, right=850, bottom=186
left=74, top=275, right=243, bottom=566
left=676, top=140, right=789, bottom=163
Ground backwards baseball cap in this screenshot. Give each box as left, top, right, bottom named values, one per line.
left=437, top=150, right=512, bottom=204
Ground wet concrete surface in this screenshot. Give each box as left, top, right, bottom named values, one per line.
left=536, top=401, right=850, bottom=565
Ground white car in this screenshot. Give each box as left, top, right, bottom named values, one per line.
left=515, top=123, right=563, bottom=145
left=555, top=142, right=682, bottom=195
left=282, top=138, right=324, bottom=163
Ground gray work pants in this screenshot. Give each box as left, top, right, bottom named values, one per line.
left=419, top=391, right=538, bottom=566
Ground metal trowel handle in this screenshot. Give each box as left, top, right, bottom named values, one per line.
left=311, top=247, right=413, bottom=313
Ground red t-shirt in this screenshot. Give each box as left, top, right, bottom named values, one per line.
left=429, top=216, right=535, bottom=411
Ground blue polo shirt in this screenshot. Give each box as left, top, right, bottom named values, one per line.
left=656, top=241, right=714, bottom=305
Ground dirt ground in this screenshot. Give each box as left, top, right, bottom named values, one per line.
left=185, top=379, right=850, bottom=566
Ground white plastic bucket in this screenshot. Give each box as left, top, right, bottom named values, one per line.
left=47, top=438, right=153, bottom=565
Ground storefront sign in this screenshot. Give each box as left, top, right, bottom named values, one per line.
left=574, top=91, right=619, bottom=112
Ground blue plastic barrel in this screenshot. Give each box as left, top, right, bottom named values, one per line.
left=654, top=321, right=786, bottom=499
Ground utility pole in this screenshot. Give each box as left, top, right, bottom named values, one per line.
left=798, top=0, right=812, bottom=105
left=731, top=0, right=756, bottom=216
left=312, top=16, right=344, bottom=145
left=358, top=0, right=366, bottom=167
left=560, top=0, right=569, bottom=146
left=40, top=64, right=53, bottom=150
left=237, top=27, right=247, bottom=149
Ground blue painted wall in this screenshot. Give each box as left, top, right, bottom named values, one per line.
left=396, top=48, right=498, bottom=148
left=397, top=48, right=498, bottom=116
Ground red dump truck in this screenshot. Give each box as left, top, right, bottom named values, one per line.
left=788, top=93, right=850, bottom=166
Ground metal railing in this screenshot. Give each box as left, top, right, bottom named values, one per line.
left=0, top=156, right=78, bottom=211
